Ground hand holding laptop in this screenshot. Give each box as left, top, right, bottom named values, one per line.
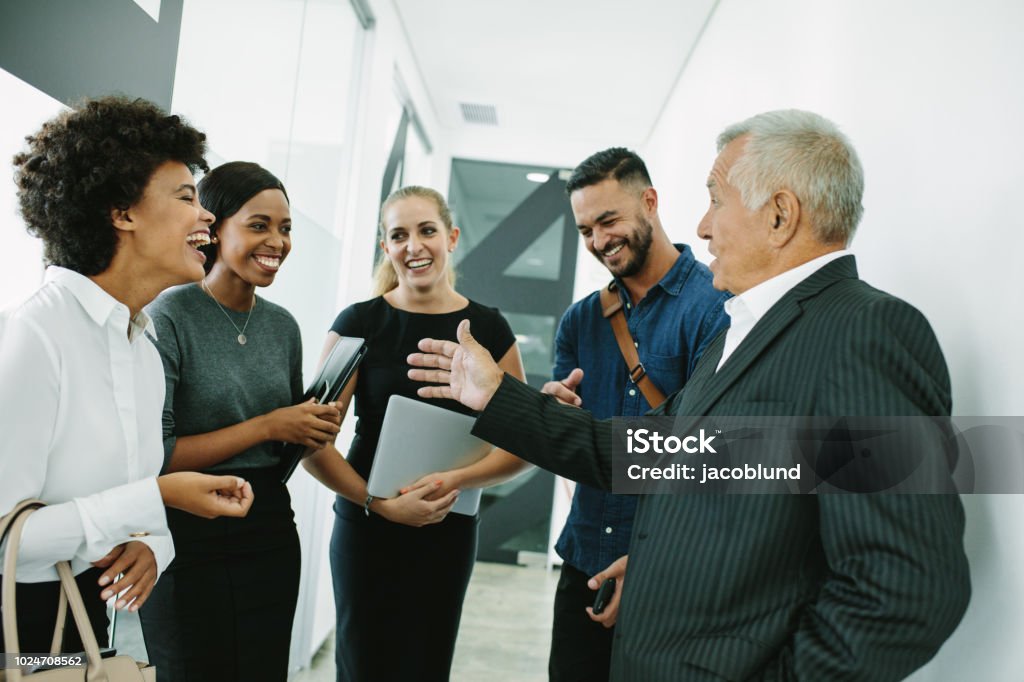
left=370, top=480, right=460, bottom=527
left=367, top=395, right=492, bottom=516
left=405, top=469, right=463, bottom=501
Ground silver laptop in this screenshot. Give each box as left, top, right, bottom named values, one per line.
left=367, top=395, right=492, bottom=516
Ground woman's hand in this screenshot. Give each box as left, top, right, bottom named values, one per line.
left=90, top=541, right=156, bottom=612
left=405, top=470, right=465, bottom=501
left=261, top=398, right=341, bottom=449
left=157, top=471, right=254, bottom=519
left=373, top=481, right=460, bottom=527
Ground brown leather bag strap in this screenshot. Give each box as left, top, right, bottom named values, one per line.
left=599, top=282, right=667, bottom=408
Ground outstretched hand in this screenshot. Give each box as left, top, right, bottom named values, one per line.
left=407, top=319, right=504, bottom=412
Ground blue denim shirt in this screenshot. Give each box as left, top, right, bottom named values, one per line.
left=553, top=244, right=730, bottom=577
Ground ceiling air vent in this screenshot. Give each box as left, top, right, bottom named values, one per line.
left=459, top=102, right=498, bottom=126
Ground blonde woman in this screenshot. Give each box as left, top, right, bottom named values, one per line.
left=302, top=186, right=530, bottom=681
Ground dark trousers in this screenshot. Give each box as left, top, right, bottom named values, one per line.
left=139, top=468, right=300, bottom=682
left=0, top=566, right=109, bottom=655
left=549, top=562, right=615, bottom=682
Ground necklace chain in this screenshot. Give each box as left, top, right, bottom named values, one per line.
left=201, top=279, right=256, bottom=345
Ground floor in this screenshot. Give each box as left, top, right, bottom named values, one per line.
left=112, top=556, right=560, bottom=682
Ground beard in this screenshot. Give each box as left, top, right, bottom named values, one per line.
left=596, top=214, right=655, bottom=278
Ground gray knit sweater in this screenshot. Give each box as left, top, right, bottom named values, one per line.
left=146, top=283, right=303, bottom=472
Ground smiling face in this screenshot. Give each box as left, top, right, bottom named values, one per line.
left=570, top=178, right=655, bottom=279
left=697, top=135, right=774, bottom=294
left=117, top=160, right=215, bottom=288
left=381, top=195, right=459, bottom=293
left=208, top=188, right=291, bottom=288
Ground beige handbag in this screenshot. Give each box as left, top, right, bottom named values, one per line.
left=1, top=500, right=156, bottom=681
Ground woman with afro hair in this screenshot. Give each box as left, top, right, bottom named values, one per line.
left=1, top=96, right=256, bottom=656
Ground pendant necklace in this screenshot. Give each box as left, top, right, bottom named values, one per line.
left=202, top=279, right=255, bottom=345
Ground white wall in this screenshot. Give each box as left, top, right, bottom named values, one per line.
left=334, top=0, right=450, bottom=310
left=641, top=1, right=1024, bottom=679
left=0, top=69, right=53, bottom=310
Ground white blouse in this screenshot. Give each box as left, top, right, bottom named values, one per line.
left=0, top=267, right=173, bottom=582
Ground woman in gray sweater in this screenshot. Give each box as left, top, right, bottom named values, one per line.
left=138, top=162, right=337, bottom=681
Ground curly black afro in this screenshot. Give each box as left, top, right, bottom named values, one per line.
left=12, top=95, right=209, bottom=276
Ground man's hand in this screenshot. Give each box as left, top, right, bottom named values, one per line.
left=157, top=472, right=255, bottom=519
left=91, top=541, right=156, bottom=612
left=407, top=319, right=504, bottom=411
left=541, top=368, right=584, bottom=407
left=586, top=554, right=628, bottom=628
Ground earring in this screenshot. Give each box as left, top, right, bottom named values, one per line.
left=211, top=235, right=219, bottom=244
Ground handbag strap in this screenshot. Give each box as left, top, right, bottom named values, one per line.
left=0, top=501, right=45, bottom=543
left=2, top=503, right=109, bottom=682
left=0, top=501, right=70, bottom=656
left=599, top=281, right=667, bottom=409
left=50, top=587, right=68, bottom=655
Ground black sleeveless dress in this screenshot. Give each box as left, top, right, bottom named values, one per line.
left=328, top=296, right=515, bottom=682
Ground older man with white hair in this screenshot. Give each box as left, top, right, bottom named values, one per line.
left=409, top=110, right=970, bottom=681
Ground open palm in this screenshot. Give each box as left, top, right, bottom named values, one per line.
left=407, top=319, right=503, bottom=411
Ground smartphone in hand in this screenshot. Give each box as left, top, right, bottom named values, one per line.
left=592, top=577, right=616, bottom=615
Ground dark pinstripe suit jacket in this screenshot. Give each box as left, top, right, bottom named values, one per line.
left=473, top=256, right=970, bottom=681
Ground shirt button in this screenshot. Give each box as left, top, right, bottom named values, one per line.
left=626, top=303, right=631, bottom=309
left=605, top=526, right=613, bottom=534
left=628, top=389, right=636, bottom=396
left=638, top=532, right=649, bottom=540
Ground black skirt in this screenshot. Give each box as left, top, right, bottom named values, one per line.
left=139, top=468, right=300, bottom=681
left=330, top=497, right=478, bottom=682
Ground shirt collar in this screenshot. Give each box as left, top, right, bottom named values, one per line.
left=45, top=266, right=157, bottom=341
left=724, top=249, right=850, bottom=325
left=613, top=243, right=696, bottom=299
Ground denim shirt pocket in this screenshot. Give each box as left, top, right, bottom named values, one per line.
left=642, top=351, right=690, bottom=396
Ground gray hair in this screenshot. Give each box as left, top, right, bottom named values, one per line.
left=717, top=110, right=864, bottom=245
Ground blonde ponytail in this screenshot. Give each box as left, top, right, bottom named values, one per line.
left=371, top=255, right=400, bottom=296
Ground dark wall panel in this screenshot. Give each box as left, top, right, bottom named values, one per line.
left=0, top=0, right=183, bottom=109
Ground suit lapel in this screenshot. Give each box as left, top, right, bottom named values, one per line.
left=675, top=256, right=860, bottom=419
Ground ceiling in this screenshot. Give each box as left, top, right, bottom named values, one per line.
left=392, top=0, right=717, bottom=149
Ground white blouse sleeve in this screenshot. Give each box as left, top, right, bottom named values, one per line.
left=0, top=313, right=168, bottom=579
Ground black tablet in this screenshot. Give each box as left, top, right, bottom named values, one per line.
left=279, top=336, right=367, bottom=483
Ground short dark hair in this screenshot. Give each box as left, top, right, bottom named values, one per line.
left=197, top=161, right=289, bottom=273
left=565, top=147, right=652, bottom=195
left=13, top=95, right=209, bottom=276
